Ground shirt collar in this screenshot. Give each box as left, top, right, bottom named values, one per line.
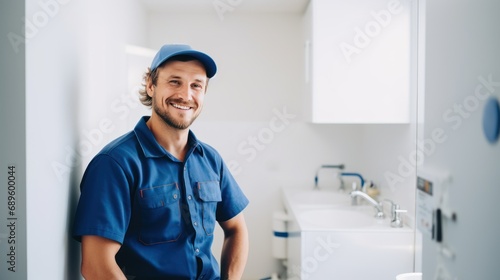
left=134, top=116, right=204, bottom=159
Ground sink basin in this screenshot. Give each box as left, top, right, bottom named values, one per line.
left=298, top=208, right=382, bottom=229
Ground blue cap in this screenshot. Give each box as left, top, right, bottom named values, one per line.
left=150, top=44, right=217, bottom=78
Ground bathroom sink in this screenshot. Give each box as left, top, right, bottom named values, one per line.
left=297, top=206, right=391, bottom=230
left=283, top=188, right=414, bottom=280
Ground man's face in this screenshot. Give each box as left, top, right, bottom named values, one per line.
left=147, top=60, right=208, bottom=130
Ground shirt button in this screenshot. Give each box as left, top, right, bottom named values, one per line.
left=195, top=248, right=200, bottom=253
left=193, top=221, right=198, bottom=226
left=188, top=195, right=192, bottom=200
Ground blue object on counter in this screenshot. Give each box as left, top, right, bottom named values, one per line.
left=273, top=231, right=300, bottom=238
left=483, top=96, right=500, bottom=144
left=340, top=172, right=365, bottom=187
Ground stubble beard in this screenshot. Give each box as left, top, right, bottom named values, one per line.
left=152, top=97, right=200, bottom=130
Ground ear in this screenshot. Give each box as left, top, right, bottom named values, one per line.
left=146, top=77, right=154, bottom=97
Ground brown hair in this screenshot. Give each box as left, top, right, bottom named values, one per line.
left=138, top=67, right=158, bottom=108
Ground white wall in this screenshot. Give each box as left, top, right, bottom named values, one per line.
left=358, top=124, right=417, bottom=216
left=147, top=11, right=417, bottom=279
left=25, top=0, right=147, bottom=278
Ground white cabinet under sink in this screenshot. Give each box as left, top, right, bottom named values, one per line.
left=303, top=0, right=412, bottom=123
left=283, top=189, right=414, bottom=280
left=286, top=226, right=414, bottom=280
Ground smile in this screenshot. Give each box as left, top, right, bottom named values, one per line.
left=171, top=103, right=192, bottom=110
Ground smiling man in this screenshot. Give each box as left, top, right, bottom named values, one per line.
left=73, top=44, right=249, bottom=280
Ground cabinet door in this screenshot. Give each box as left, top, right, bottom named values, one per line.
left=306, top=0, right=411, bottom=123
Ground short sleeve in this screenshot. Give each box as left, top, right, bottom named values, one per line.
left=73, top=154, right=132, bottom=244
left=216, top=160, right=249, bottom=222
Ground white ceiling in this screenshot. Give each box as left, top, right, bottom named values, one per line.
left=138, top=0, right=310, bottom=14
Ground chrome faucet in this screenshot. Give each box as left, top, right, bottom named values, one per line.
left=384, top=199, right=407, bottom=228
left=314, top=164, right=345, bottom=190
left=350, top=190, right=384, bottom=219
left=340, top=172, right=365, bottom=190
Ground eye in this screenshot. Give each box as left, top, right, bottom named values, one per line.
left=192, top=83, right=203, bottom=90
left=169, top=80, right=181, bottom=86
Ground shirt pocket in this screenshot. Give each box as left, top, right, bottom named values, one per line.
left=137, top=183, right=182, bottom=245
left=196, top=181, right=222, bottom=235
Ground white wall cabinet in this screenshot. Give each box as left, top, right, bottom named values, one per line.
left=304, top=0, right=411, bottom=123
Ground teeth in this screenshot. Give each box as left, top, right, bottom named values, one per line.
left=172, top=103, right=191, bottom=110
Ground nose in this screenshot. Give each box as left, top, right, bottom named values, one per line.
left=176, top=84, right=193, bottom=101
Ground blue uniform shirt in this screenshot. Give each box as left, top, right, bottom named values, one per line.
left=73, top=116, right=249, bottom=279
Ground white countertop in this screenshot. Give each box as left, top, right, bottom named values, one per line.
left=282, top=188, right=412, bottom=232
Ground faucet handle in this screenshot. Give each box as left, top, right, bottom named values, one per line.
left=383, top=199, right=406, bottom=221
left=394, top=206, right=407, bottom=218
left=390, top=205, right=407, bottom=228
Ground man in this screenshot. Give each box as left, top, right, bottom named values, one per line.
left=73, top=44, right=249, bottom=280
